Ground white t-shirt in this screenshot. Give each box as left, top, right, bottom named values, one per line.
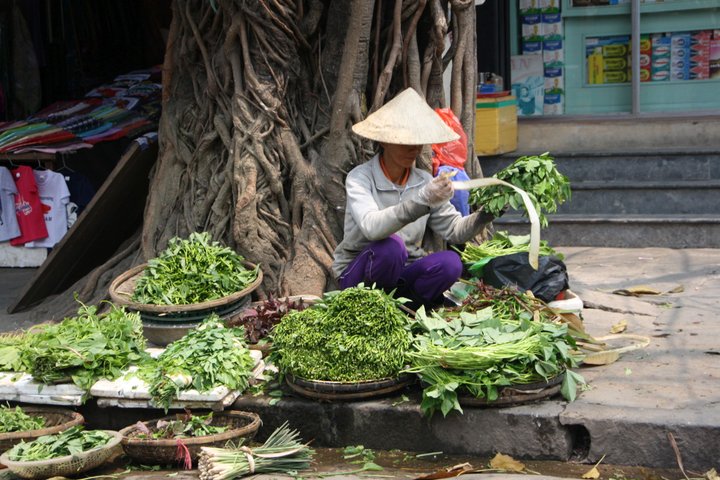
left=25, top=170, right=70, bottom=248
left=0, top=167, right=21, bottom=242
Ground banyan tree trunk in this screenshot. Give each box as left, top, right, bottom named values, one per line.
left=54, top=0, right=480, bottom=314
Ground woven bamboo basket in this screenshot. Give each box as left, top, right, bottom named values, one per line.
left=108, top=261, right=262, bottom=320
left=285, top=374, right=416, bottom=401
left=119, top=410, right=261, bottom=466
left=0, top=407, right=84, bottom=455
left=457, top=373, right=565, bottom=408
left=0, top=430, right=122, bottom=480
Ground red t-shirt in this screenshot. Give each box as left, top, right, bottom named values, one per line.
left=10, top=165, right=49, bottom=246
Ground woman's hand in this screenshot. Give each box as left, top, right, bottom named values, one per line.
left=417, top=175, right=454, bottom=207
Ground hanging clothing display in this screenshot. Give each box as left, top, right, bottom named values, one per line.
left=25, top=170, right=70, bottom=248
left=10, top=165, right=48, bottom=245
left=0, top=166, right=21, bottom=242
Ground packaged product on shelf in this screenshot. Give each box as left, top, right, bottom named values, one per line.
left=710, top=33, right=720, bottom=80
left=523, top=40, right=543, bottom=55
left=543, top=38, right=564, bottom=66
left=671, top=32, right=691, bottom=81
left=511, top=54, right=545, bottom=116
left=541, top=13, right=563, bottom=41
left=690, top=30, right=712, bottom=80
left=522, top=14, right=543, bottom=42
left=519, top=0, right=542, bottom=14
left=651, top=33, right=671, bottom=82
left=539, top=0, right=561, bottom=13
left=586, top=36, right=630, bottom=84
left=639, top=34, right=652, bottom=82
left=543, top=66, right=564, bottom=115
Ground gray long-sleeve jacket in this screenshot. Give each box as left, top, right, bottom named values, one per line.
left=331, top=154, right=490, bottom=278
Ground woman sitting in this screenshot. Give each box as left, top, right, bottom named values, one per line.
left=332, top=88, right=495, bottom=310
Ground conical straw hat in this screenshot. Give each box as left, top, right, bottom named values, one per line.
left=352, top=88, right=460, bottom=145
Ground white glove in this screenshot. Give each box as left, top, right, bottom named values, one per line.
left=417, top=175, right=454, bottom=207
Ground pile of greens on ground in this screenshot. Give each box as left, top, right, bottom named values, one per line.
left=137, top=316, right=255, bottom=411
left=132, top=231, right=260, bottom=305
left=134, top=412, right=228, bottom=440
left=0, top=303, right=148, bottom=391
left=271, top=286, right=412, bottom=382
left=6, top=426, right=112, bottom=461
left=469, top=152, right=571, bottom=227
left=406, top=283, right=584, bottom=417
left=0, top=405, right=45, bottom=433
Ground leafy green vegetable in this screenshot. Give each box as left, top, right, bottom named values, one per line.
left=469, top=152, right=571, bottom=227
left=271, top=286, right=412, bottom=382
left=137, top=412, right=228, bottom=439
left=460, top=230, right=563, bottom=265
left=7, top=426, right=111, bottom=461
left=0, top=405, right=45, bottom=433
left=138, top=316, right=255, bottom=411
left=3, top=303, right=149, bottom=391
left=132, top=231, right=259, bottom=305
left=406, top=283, right=584, bottom=417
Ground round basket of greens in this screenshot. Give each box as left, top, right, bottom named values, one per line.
left=119, top=410, right=260, bottom=467
left=271, top=286, right=413, bottom=400
left=0, top=427, right=122, bottom=480
left=109, top=232, right=262, bottom=320
left=0, top=406, right=84, bottom=455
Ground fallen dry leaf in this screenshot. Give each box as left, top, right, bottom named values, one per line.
left=490, top=453, right=526, bottom=473
left=414, top=462, right=476, bottom=480
left=705, top=468, right=719, bottom=480
left=582, top=350, right=620, bottom=366
left=581, top=466, right=600, bottom=479
left=610, top=319, right=628, bottom=334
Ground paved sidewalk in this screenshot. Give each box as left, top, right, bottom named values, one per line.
left=233, top=247, right=720, bottom=471
left=1, top=248, right=719, bottom=471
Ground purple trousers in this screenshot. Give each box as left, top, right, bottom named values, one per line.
left=338, top=234, right=462, bottom=309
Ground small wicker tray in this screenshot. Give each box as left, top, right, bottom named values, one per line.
left=119, top=410, right=261, bottom=466
left=0, top=430, right=122, bottom=480
left=0, top=407, right=84, bottom=455
left=108, top=262, right=262, bottom=319
left=457, top=373, right=565, bottom=408
left=286, top=374, right=416, bottom=401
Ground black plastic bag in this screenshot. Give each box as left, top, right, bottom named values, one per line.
left=482, top=252, right=569, bottom=302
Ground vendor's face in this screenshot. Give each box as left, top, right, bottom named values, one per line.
left=381, top=143, right=423, bottom=169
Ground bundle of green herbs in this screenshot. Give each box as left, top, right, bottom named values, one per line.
left=271, top=285, right=412, bottom=382
left=468, top=152, right=571, bottom=227
left=138, top=316, right=255, bottom=410
left=406, top=284, right=584, bottom=417
left=460, top=230, right=563, bottom=265
left=0, top=302, right=148, bottom=391
left=6, top=426, right=112, bottom=461
left=0, top=405, right=45, bottom=433
left=132, top=231, right=260, bottom=305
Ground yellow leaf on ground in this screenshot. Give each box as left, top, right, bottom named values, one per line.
left=610, top=319, right=628, bottom=334
left=490, top=453, right=526, bottom=472
left=705, top=468, right=719, bottom=480
left=582, top=466, right=600, bottom=479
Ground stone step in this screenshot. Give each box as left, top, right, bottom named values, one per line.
left=550, top=180, right=720, bottom=215
left=480, top=150, right=720, bottom=183
left=492, top=214, right=720, bottom=248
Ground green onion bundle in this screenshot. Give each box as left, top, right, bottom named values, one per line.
left=198, top=422, right=313, bottom=480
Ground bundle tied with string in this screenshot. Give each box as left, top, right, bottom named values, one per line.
left=197, top=422, right=313, bottom=480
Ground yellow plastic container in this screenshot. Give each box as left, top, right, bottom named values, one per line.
left=474, top=95, right=518, bottom=156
